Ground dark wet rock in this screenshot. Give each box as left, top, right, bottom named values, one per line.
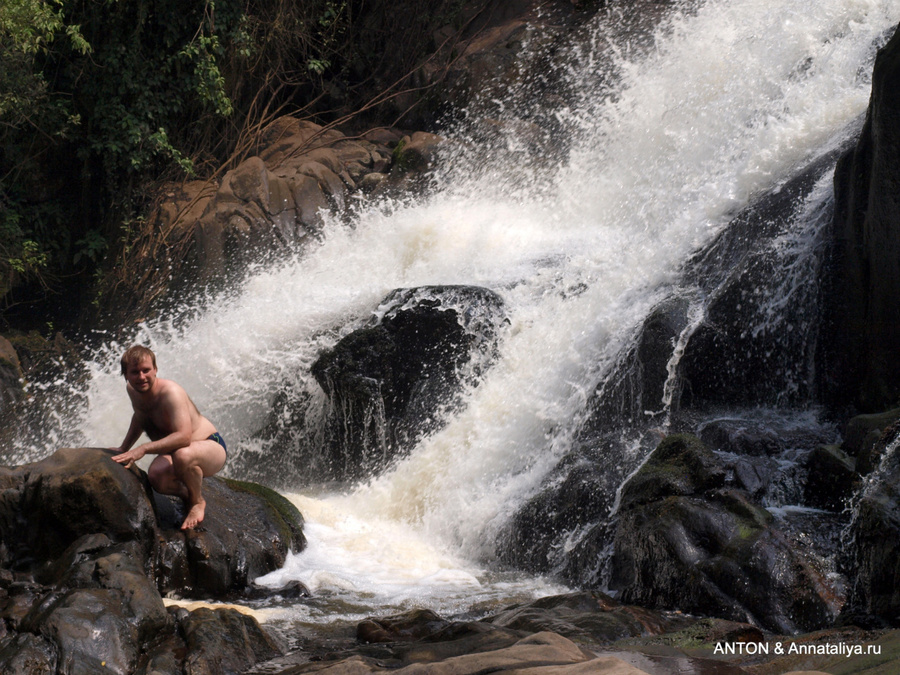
left=180, top=607, right=283, bottom=675
left=35, top=536, right=169, bottom=644
left=486, top=591, right=693, bottom=645
left=580, top=297, right=690, bottom=434
left=842, top=426, right=900, bottom=626
left=609, top=435, right=842, bottom=634
left=0, top=447, right=300, bottom=671
left=0, top=581, right=52, bottom=632
left=153, top=477, right=306, bottom=597
left=618, top=434, right=727, bottom=508
left=676, top=148, right=846, bottom=409
left=133, top=633, right=184, bottom=675
left=2, top=447, right=158, bottom=568
left=0, top=448, right=305, bottom=598
left=0, top=632, right=58, bottom=674
left=857, top=419, right=900, bottom=476
left=842, top=408, right=900, bottom=475
left=698, top=419, right=784, bottom=457
left=282, top=626, right=601, bottom=674
left=842, top=408, right=900, bottom=456
left=824, top=22, right=900, bottom=413
left=803, top=444, right=857, bottom=512
left=241, top=580, right=311, bottom=602
left=494, top=437, right=626, bottom=577
left=21, top=588, right=139, bottom=674
left=269, top=598, right=768, bottom=674
left=309, top=285, right=507, bottom=480
left=357, top=608, right=450, bottom=644
left=495, top=296, right=693, bottom=576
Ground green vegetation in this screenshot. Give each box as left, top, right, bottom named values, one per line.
left=0, top=0, right=468, bottom=330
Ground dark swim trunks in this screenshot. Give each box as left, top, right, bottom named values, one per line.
left=207, top=432, right=227, bottom=455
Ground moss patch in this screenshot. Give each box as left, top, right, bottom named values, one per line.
left=222, top=478, right=305, bottom=552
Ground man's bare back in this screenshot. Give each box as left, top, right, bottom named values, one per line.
left=112, top=346, right=226, bottom=530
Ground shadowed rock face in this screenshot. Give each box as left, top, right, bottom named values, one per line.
left=824, top=23, right=900, bottom=414
left=306, top=285, right=507, bottom=481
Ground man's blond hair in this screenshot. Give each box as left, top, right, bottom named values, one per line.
left=120, top=345, right=157, bottom=376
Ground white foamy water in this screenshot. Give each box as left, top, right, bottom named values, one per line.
left=11, top=0, right=900, bottom=621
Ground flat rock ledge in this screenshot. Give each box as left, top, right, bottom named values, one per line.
left=255, top=594, right=900, bottom=675
left=0, top=447, right=305, bottom=673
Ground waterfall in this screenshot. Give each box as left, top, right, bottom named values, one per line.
left=9, top=0, right=900, bottom=624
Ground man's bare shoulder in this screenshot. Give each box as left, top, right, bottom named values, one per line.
left=155, top=378, right=190, bottom=403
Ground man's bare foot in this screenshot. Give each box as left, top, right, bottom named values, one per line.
left=181, top=500, right=206, bottom=530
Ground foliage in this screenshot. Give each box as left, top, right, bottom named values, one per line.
left=0, top=0, right=470, bottom=328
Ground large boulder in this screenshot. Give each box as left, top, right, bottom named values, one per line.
left=0, top=447, right=159, bottom=568
left=608, top=435, right=842, bottom=634
left=308, top=285, right=507, bottom=480
left=0, top=448, right=298, bottom=671
left=0, top=448, right=305, bottom=597
left=97, top=118, right=402, bottom=324
left=823, top=23, right=900, bottom=413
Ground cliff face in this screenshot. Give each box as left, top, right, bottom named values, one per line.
left=825, top=23, right=900, bottom=413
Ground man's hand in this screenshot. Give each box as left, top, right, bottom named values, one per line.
left=111, top=445, right=146, bottom=468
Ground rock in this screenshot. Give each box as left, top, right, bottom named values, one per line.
left=496, top=449, right=621, bottom=575
left=0, top=448, right=304, bottom=598
left=579, top=296, right=690, bottom=434
left=391, top=132, right=445, bottom=174
left=0, top=448, right=297, bottom=672
left=698, top=419, right=784, bottom=457
left=803, top=444, right=857, bottom=512
left=2, top=447, right=158, bottom=567
left=0, top=337, right=24, bottom=411
left=842, top=427, right=900, bottom=626
left=842, top=409, right=900, bottom=456
left=133, top=632, right=184, bottom=675
left=21, top=588, right=139, bottom=674
left=609, top=435, right=842, bottom=634
left=824, top=23, right=900, bottom=413
left=842, top=408, right=900, bottom=475
left=308, top=285, right=507, bottom=480
left=358, top=608, right=449, bottom=644
left=486, top=591, right=693, bottom=644
left=677, top=148, right=848, bottom=409
left=37, top=536, right=169, bottom=643
left=0, top=632, right=58, bottom=674
left=153, top=477, right=306, bottom=597
left=618, top=434, right=728, bottom=508
left=281, top=627, right=645, bottom=674
left=856, top=419, right=900, bottom=476
left=107, top=116, right=404, bottom=321
left=180, top=607, right=283, bottom=675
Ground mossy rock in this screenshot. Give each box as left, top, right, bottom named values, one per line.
left=619, top=434, right=728, bottom=509
left=222, top=477, right=305, bottom=551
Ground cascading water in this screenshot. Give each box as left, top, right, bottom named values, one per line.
left=7, top=0, right=900, bottom=633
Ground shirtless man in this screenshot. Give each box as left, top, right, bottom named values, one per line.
left=111, top=345, right=227, bottom=530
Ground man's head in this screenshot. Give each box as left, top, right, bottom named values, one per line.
left=120, top=345, right=158, bottom=393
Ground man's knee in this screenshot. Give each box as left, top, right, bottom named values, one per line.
left=171, top=446, right=199, bottom=474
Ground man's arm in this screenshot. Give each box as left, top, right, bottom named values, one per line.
left=112, top=386, right=193, bottom=467
left=111, top=413, right=144, bottom=454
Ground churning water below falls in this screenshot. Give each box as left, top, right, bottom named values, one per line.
left=19, top=0, right=900, bottom=638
